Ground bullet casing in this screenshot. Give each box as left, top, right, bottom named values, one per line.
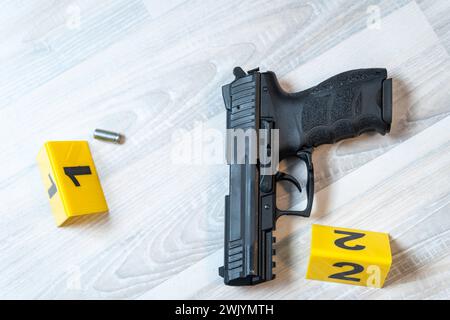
left=93, top=129, right=123, bottom=144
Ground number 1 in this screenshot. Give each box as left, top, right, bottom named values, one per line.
left=64, top=166, right=92, bottom=187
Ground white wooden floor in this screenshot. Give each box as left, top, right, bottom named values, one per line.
left=0, top=0, right=449, bottom=299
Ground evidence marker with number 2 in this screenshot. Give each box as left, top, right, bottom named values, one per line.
left=306, top=224, right=392, bottom=288
left=37, top=141, right=108, bottom=226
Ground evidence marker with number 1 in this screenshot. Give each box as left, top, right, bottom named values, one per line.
left=37, top=141, right=108, bottom=226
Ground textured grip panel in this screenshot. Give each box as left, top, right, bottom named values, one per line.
left=303, top=115, right=386, bottom=147
left=300, top=69, right=391, bottom=147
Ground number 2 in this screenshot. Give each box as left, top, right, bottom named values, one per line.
left=329, top=230, right=366, bottom=282
left=329, top=262, right=364, bottom=282
left=334, top=230, right=366, bottom=250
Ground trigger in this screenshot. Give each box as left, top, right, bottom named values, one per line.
left=275, top=172, right=302, bottom=194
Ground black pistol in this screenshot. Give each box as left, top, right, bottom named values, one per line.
left=219, top=67, right=392, bottom=285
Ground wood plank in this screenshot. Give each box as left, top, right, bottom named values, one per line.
left=140, top=115, right=450, bottom=299
left=417, top=0, right=450, bottom=53
left=0, top=0, right=449, bottom=299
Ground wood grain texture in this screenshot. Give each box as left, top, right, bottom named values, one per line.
left=139, top=116, right=450, bottom=299
left=0, top=0, right=449, bottom=299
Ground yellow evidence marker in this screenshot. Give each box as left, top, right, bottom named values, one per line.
left=306, top=224, right=392, bottom=288
left=37, top=141, right=108, bottom=226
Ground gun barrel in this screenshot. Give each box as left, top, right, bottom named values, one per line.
left=219, top=70, right=275, bottom=285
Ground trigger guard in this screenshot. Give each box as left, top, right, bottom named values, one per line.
left=275, top=148, right=314, bottom=219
